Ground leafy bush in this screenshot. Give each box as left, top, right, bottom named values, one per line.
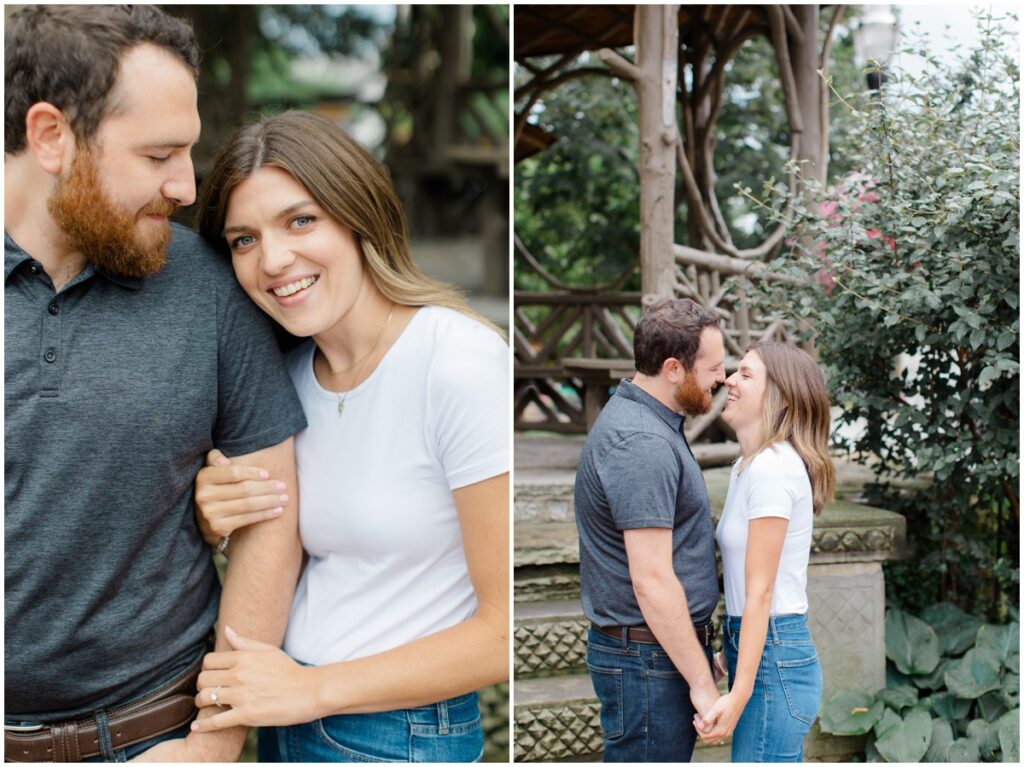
left=755, top=12, right=1019, bottom=618
left=820, top=605, right=1019, bottom=762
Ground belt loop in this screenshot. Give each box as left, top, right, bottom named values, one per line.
left=95, top=710, right=116, bottom=762
left=768, top=616, right=779, bottom=645
left=436, top=699, right=450, bottom=734
left=67, top=720, right=82, bottom=762
left=618, top=627, right=626, bottom=648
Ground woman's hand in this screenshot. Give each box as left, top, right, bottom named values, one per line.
left=693, top=690, right=748, bottom=745
left=195, top=449, right=289, bottom=546
left=192, top=626, right=322, bottom=731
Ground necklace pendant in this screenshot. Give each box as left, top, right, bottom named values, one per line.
left=337, top=400, right=345, bottom=417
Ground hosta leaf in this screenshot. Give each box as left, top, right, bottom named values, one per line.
left=924, top=718, right=954, bottom=762
left=887, top=608, right=941, bottom=675
left=878, top=684, right=919, bottom=710
left=921, top=602, right=983, bottom=656
left=819, top=690, right=885, bottom=735
left=912, top=658, right=950, bottom=691
left=875, top=707, right=902, bottom=739
left=927, top=691, right=972, bottom=720
left=967, top=718, right=1000, bottom=760
left=979, top=690, right=1010, bottom=722
left=976, top=623, right=1020, bottom=673
left=874, top=707, right=932, bottom=762
left=946, top=647, right=1003, bottom=699
left=1000, top=671, right=1020, bottom=709
left=947, top=737, right=981, bottom=762
left=997, top=708, right=1019, bottom=762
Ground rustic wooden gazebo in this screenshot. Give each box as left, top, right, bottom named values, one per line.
left=514, top=4, right=844, bottom=447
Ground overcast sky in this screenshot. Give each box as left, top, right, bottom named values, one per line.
left=894, top=3, right=1020, bottom=78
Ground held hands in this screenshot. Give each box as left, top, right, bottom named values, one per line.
left=192, top=626, right=322, bottom=732
left=195, top=449, right=288, bottom=546
left=693, top=689, right=748, bottom=745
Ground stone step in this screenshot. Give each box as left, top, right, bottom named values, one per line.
left=513, top=673, right=732, bottom=762
left=514, top=599, right=588, bottom=679
left=513, top=673, right=864, bottom=762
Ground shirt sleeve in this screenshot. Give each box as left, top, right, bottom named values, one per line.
left=598, top=433, right=680, bottom=530
left=212, top=279, right=307, bottom=456
left=744, top=449, right=797, bottom=520
left=427, top=319, right=509, bottom=490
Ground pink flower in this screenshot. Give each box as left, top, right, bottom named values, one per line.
left=817, top=269, right=836, bottom=296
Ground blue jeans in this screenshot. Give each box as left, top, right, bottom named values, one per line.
left=587, top=626, right=713, bottom=762
left=724, top=614, right=822, bottom=762
left=256, top=692, right=484, bottom=762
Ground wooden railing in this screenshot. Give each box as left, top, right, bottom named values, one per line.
left=515, top=238, right=801, bottom=438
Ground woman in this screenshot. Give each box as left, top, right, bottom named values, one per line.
left=188, top=111, right=509, bottom=762
left=696, top=341, right=834, bottom=761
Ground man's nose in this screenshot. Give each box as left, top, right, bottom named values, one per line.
left=161, top=156, right=196, bottom=207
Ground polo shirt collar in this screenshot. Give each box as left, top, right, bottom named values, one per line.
left=4, top=230, right=144, bottom=290
left=4, top=232, right=31, bottom=282
left=615, top=378, right=686, bottom=433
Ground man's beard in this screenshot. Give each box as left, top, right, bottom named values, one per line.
left=674, top=369, right=713, bottom=416
left=47, top=149, right=176, bottom=279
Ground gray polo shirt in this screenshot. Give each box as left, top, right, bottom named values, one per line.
left=574, top=379, right=718, bottom=627
left=4, top=224, right=307, bottom=720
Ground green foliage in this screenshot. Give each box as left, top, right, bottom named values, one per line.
left=756, top=12, right=1020, bottom=619
left=886, top=608, right=940, bottom=675
left=514, top=63, right=642, bottom=289
left=821, top=606, right=1020, bottom=762
left=514, top=14, right=863, bottom=288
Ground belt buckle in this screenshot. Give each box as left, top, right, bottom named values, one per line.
left=5, top=722, right=45, bottom=732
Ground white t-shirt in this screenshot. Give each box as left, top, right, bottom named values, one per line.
left=282, top=306, right=509, bottom=665
left=715, top=442, right=814, bottom=617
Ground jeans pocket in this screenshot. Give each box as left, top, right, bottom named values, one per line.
left=775, top=654, right=823, bottom=725
left=316, top=717, right=405, bottom=762
left=587, top=663, right=624, bottom=739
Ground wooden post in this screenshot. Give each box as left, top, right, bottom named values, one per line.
left=790, top=5, right=826, bottom=186
left=635, top=5, right=680, bottom=307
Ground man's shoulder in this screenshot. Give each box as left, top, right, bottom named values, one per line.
left=584, top=399, right=679, bottom=469
left=163, top=224, right=235, bottom=284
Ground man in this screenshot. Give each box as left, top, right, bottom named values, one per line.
left=4, top=6, right=307, bottom=761
left=574, top=298, right=726, bottom=762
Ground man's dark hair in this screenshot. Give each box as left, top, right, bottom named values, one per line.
left=634, top=298, right=721, bottom=375
left=5, top=5, right=199, bottom=154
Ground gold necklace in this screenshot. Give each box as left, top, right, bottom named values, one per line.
left=323, top=304, right=395, bottom=417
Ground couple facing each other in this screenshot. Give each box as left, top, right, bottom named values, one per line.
left=5, top=5, right=507, bottom=764
left=575, top=299, right=835, bottom=762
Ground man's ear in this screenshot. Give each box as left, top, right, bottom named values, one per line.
left=660, top=356, right=683, bottom=383
left=24, top=102, right=75, bottom=176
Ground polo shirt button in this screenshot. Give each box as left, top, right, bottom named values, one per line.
left=43, top=348, right=57, bottom=363
left=29, top=263, right=41, bottom=275
left=48, top=302, right=60, bottom=315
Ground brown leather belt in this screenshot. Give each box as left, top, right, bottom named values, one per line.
left=5, top=654, right=202, bottom=762
left=595, top=620, right=716, bottom=646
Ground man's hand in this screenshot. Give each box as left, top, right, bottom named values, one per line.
left=129, top=716, right=244, bottom=763
left=693, top=688, right=748, bottom=745
left=689, top=677, right=720, bottom=721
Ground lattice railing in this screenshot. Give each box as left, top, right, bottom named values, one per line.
left=514, top=241, right=798, bottom=437
left=514, top=292, right=642, bottom=433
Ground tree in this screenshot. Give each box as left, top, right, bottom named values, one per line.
left=759, top=11, right=1020, bottom=618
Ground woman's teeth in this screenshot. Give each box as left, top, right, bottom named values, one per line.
left=273, top=276, right=318, bottom=297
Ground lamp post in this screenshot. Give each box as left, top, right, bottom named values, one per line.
left=853, top=5, right=900, bottom=93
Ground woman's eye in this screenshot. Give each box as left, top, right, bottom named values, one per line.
left=230, top=235, right=256, bottom=250
left=291, top=215, right=315, bottom=229
left=148, top=155, right=171, bottom=163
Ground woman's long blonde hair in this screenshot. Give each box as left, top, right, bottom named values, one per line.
left=739, top=341, right=836, bottom=515
left=195, top=110, right=501, bottom=337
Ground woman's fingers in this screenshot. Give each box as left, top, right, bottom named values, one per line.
left=205, top=449, right=229, bottom=468
left=195, top=683, right=233, bottom=709
left=198, top=480, right=286, bottom=506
